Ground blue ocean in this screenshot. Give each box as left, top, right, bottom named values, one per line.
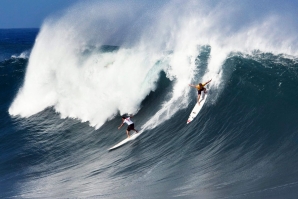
left=1, top=1, right=298, bottom=198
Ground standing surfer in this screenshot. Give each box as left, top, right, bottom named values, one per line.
left=189, top=79, right=212, bottom=105
left=118, top=115, right=139, bottom=138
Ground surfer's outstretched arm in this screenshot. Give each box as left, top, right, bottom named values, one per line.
left=189, top=84, right=196, bottom=88
left=204, top=79, right=212, bottom=85
left=118, top=123, right=124, bottom=129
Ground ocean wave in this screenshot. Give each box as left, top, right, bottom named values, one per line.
left=11, top=50, right=30, bottom=59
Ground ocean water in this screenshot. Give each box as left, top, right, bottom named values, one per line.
left=1, top=1, right=298, bottom=198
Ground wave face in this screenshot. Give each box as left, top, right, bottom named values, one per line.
left=2, top=1, right=298, bottom=198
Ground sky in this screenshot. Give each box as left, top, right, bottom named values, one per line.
left=0, top=0, right=81, bottom=28
left=1, top=0, right=298, bottom=29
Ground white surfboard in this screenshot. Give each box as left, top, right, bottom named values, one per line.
left=187, top=92, right=208, bottom=124
left=108, top=131, right=142, bottom=151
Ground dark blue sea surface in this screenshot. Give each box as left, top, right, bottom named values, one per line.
left=1, top=27, right=298, bottom=199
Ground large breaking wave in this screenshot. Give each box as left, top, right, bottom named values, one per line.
left=9, top=0, right=298, bottom=131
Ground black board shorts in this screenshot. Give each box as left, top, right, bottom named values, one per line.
left=197, top=88, right=205, bottom=95
left=127, top=123, right=135, bottom=131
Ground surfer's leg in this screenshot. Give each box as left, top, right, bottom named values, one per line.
left=197, top=90, right=202, bottom=104
left=126, top=126, right=131, bottom=138
left=197, top=94, right=201, bottom=104
left=130, top=124, right=138, bottom=133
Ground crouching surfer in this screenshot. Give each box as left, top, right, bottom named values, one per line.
left=189, top=79, right=212, bottom=105
left=118, top=115, right=139, bottom=138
